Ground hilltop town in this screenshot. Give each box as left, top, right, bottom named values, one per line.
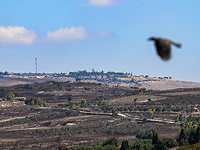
left=1, top=70, right=200, bottom=90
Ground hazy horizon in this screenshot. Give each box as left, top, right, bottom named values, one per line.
left=0, top=0, right=199, bottom=83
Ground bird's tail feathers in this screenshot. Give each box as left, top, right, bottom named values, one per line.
left=172, top=42, right=181, bottom=48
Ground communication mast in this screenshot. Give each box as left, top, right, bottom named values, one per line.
left=35, top=58, right=37, bottom=74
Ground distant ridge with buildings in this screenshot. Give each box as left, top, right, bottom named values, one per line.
left=0, top=70, right=200, bottom=90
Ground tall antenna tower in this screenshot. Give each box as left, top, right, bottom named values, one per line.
left=35, top=58, right=37, bottom=74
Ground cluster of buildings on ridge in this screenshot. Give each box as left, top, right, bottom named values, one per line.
left=0, top=69, right=173, bottom=85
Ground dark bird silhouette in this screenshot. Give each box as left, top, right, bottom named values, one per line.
left=148, top=37, right=181, bottom=61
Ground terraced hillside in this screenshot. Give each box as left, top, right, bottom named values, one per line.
left=0, top=81, right=200, bottom=149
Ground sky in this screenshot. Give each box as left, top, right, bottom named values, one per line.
left=0, top=0, right=200, bottom=82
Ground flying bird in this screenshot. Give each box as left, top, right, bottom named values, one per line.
left=148, top=37, right=181, bottom=61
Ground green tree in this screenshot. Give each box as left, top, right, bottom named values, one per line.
left=43, top=101, right=47, bottom=107
left=176, top=128, right=188, bottom=146
left=69, top=101, right=75, bottom=109
left=24, top=84, right=33, bottom=89
left=131, top=139, right=153, bottom=150
left=37, top=98, right=44, bottom=106
left=102, top=137, right=119, bottom=147
left=120, top=140, right=129, bottom=150
left=197, top=146, right=200, bottom=150
left=134, top=98, right=137, bottom=105
left=68, top=96, right=72, bottom=102
left=188, top=129, right=196, bottom=144
left=174, top=114, right=179, bottom=123
left=4, top=91, right=15, bottom=101
left=152, top=132, right=159, bottom=145
left=25, top=98, right=46, bottom=107
left=81, top=99, right=86, bottom=107
left=147, top=109, right=154, bottom=119
left=136, top=131, right=153, bottom=140
left=154, top=139, right=168, bottom=150
left=196, top=126, right=200, bottom=143
left=155, top=133, right=159, bottom=144
left=162, top=138, right=178, bottom=149
left=179, top=114, right=183, bottom=121
left=112, top=107, right=118, bottom=115
left=140, top=114, right=144, bottom=120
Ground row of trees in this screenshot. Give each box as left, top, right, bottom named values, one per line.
left=72, top=133, right=178, bottom=150
left=72, top=127, right=200, bottom=149
left=99, top=105, right=195, bottom=114
left=25, top=98, right=47, bottom=107
left=176, top=127, right=200, bottom=146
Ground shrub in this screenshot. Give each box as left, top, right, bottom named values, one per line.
left=102, top=137, right=119, bottom=147
left=136, top=131, right=153, bottom=139
left=154, top=139, right=168, bottom=150
left=130, top=139, right=153, bottom=150
left=25, top=98, right=47, bottom=107
left=120, top=140, right=129, bottom=150
left=24, top=84, right=33, bottom=89
left=162, top=138, right=178, bottom=149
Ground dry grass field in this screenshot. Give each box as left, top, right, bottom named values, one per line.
left=0, top=80, right=200, bottom=149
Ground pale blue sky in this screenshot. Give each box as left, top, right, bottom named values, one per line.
left=0, top=0, right=200, bottom=82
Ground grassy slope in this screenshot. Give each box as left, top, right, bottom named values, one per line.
left=177, top=142, right=200, bottom=150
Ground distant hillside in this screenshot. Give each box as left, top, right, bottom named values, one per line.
left=140, top=80, right=200, bottom=90
left=0, top=72, right=200, bottom=90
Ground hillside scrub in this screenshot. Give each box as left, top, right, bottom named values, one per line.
left=25, top=98, right=47, bottom=107
left=72, top=133, right=177, bottom=150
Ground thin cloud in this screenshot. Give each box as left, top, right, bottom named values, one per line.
left=87, top=0, right=121, bottom=6
left=0, top=25, right=37, bottom=45
left=42, top=25, right=114, bottom=42
left=94, top=31, right=114, bottom=38
left=42, top=25, right=88, bottom=42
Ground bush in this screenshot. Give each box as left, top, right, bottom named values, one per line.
left=68, top=96, right=72, bottom=102
left=23, top=84, right=33, bottom=89
left=120, top=140, right=129, bottom=150
left=130, top=139, right=153, bottom=150
left=136, top=131, right=153, bottom=139
left=155, top=107, right=161, bottom=112
left=25, top=98, right=47, bottom=106
left=197, top=145, right=200, bottom=150
left=4, top=91, right=15, bottom=101
left=176, top=128, right=188, bottom=146
left=154, top=139, right=168, bottom=150
left=102, top=137, right=119, bottom=147
left=162, top=138, right=178, bottom=149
